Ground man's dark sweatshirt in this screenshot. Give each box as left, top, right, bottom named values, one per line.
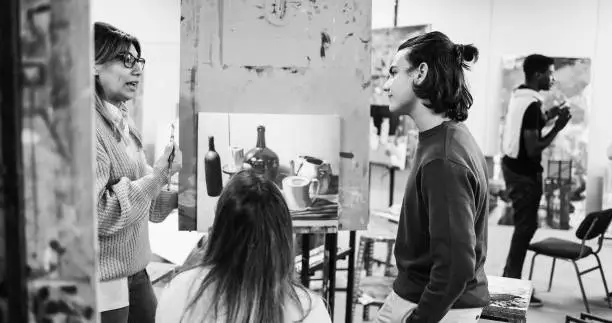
left=394, top=121, right=490, bottom=322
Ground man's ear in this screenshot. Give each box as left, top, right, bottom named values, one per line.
left=414, top=62, right=428, bottom=85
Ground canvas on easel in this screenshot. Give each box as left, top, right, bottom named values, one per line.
left=196, top=112, right=341, bottom=232
left=179, top=0, right=372, bottom=232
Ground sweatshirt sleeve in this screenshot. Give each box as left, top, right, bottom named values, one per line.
left=96, top=140, right=168, bottom=236
left=407, top=158, right=478, bottom=323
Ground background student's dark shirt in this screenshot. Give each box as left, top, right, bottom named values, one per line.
left=502, top=99, right=546, bottom=178
left=393, top=121, right=489, bottom=323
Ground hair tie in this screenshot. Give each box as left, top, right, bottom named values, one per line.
left=454, top=44, right=464, bottom=64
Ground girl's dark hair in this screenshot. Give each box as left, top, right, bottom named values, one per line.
left=182, top=170, right=313, bottom=322
left=398, top=31, right=479, bottom=122
left=93, top=21, right=142, bottom=146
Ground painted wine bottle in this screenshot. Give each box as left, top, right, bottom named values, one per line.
left=244, top=125, right=279, bottom=182
left=204, top=136, right=223, bottom=197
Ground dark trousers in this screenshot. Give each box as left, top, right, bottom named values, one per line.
left=501, top=163, right=543, bottom=279
left=101, top=270, right=157, bottom=323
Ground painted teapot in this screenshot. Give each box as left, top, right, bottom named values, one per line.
left=295, top=155, right=332, bottom=195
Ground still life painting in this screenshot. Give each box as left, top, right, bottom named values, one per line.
left=194, top=112, right=341, bottom=232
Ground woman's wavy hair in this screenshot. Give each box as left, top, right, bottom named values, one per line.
left=398, top=31, right=479, bottom=122
left=182, top=170, right=314, bottom=322
left=93, top=21, right=142, bottom=146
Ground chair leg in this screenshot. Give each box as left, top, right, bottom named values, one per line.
left=593, top=254, right=612, bottom=309
left=572, top=260, right=591, bottom=313
left=365, top=240, right=374, bottom=276
left=548, top=258, right=556, bottom=292
left=384, top=241, right=394, bottom=277
left=351, top=236, right=367, bottom=321
left=528, top=253, right=538, bottom=280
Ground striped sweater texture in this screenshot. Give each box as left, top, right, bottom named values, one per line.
left=96, top=112, right=176, bottom=281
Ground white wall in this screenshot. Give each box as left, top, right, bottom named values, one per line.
left=380, top=0, right=612, bottom=212
left=91, top=0, right=180, bottom=160
left=587, top=0, right=612, bottom=212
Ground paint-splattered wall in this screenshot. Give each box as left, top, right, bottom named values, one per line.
left=179, top=0, right=372, bottom=231
left=20, top=0, right=97, bottom=321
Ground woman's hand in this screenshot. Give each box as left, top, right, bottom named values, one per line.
left=154, top=142, right=183, bottom=177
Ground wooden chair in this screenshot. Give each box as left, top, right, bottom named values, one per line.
left=527, top=209, right=612, bottom=313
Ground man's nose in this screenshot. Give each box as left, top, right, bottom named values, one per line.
left=382, top=78, right=392, bottom=92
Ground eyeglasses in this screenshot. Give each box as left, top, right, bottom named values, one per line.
left=116, top=52, right=146, bottom=70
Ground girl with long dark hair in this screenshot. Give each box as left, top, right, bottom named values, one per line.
left=156, top=170, right=331, bottom=323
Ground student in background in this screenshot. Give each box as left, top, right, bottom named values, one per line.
left=500, top=54, right=571, bottom=307
left=156, top=170, right=331, bottom=323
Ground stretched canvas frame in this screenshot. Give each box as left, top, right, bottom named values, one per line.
left=179, top=0, right=372, bottom=232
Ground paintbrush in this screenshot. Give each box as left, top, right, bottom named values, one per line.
left=167, top=122, right=176, bottom=191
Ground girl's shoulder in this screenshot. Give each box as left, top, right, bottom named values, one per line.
left=156, top=267, right=210, bottom=323
left=287, top=286, right=332, bottom=323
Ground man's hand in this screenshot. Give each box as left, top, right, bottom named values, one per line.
left=553, top=107, right=572, bottom=131
left=546, top=101, right=566, bottom=120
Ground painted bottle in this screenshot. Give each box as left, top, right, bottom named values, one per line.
left=244, top=125, right=279, bottom=182
left=204, top=136, right=223, bottom=197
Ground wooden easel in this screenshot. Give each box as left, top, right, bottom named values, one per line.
left=1, top=0, right=97, bottom=321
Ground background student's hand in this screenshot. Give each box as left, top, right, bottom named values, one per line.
left=154, top=142, right=183, bottom=177
left=553, top=107, right=572, bottom=131
left=546, top=101, right=567, bottom=119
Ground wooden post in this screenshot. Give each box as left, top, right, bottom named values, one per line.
left=0, top=0, right=29, bottom=320
left=14, top=0, right=97, bottom=321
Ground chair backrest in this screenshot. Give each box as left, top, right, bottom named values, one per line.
left=575, top=209, right=612, bottom=240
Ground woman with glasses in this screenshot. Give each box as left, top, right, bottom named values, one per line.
left=94, top=21, right=182, bottom=323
